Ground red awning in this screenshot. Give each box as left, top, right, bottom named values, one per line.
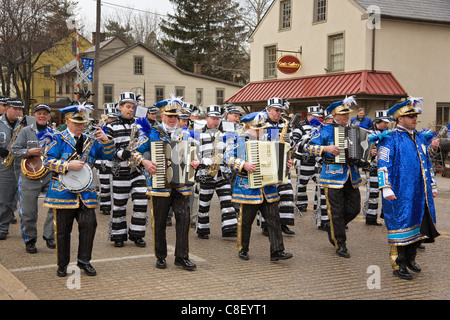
left=226, top=70, right=407, bottom=104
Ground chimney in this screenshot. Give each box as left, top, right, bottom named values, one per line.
left=92, top=32, right=106, bottom=45
left=194, top=62, right=202, bottom=74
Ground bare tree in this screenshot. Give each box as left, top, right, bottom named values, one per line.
left=0, top=0, right=73, bottom=113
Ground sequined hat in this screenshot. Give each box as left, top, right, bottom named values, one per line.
left=241, top=112, right=269, bottom=130
left=147, top=106, right=159, bottom=114
left=388, top=97, right=423, bottom=120
left=154, top=94, right=183, bottom=115
left=0, top=96, right=9, bottom=105
left=326, top=95, right=357, bottom=115
left=104, top=103, right=118, bottom=117
left=59, top=102, right=93, bottom=123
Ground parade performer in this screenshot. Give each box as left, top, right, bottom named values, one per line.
left=223, top=112, right=293, bottom=261
left=43, top=103, right=116, bottom=277
left=305, top=96, right=362, bottom=258
left=132, top=96, right=200, bottom=271
left=105, top=92, right=148, bottom=248
left=260, top=97, right=295, bottom=235
left=195, top=105, right=237, bottom=239
left=363, top=110, right=391, bottom=226
left=377, top=97, right=440, bottom=280
left=11, top=104, right=55, bottom=253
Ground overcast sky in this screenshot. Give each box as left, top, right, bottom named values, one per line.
left=74, top=0, right=174, bottom=33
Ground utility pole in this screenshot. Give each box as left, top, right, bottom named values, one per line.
left=93, top=0, right=101, bottom=118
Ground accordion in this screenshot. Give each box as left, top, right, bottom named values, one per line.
left=333, top=126, right=372, bottom=166
left=246, top=140, right=290, bottom=188
left=150, top=140, right=196, bottom=188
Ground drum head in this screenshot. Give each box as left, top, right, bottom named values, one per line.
left=59, top=166, right=93, bottom=192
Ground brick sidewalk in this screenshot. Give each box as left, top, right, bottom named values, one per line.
left=1, top=175, right=449, bottom=300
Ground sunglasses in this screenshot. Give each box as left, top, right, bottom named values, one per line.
left=405, top=114, right=418, bottom=119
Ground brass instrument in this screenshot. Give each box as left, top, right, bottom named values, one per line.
left=208, top=130, right=223, bottom=177
left=127, top=123, right=138, bottom=168
left=1, top=116, right=27, bottom=167
left=21, top=156, right=47, bottom=179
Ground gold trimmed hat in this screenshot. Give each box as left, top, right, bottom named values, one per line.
left=326, top=95, right=357, bottom=115
left=154, top=94, right=183, bottom=115
left=241, top=112, right=270, bottom=130
left=388, top=97, right=423, bottom=120
left=59, top=102, right=93, bottom=123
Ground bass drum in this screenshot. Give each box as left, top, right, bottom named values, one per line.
left=59, top=166, right=93, bottom=193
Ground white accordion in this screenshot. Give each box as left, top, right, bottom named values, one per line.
left=246, top=140, right=290, bottom=188
left=150, top=140, right=196, bottom=188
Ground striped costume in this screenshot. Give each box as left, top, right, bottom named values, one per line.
left=105, top=116, right=148, bottom=244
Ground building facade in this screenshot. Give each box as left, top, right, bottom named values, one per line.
left=227, top=0, right=450, bottom=129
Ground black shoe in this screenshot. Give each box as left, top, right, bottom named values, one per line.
left=407, top=260, right=421, bottom=273
left=322, top=222, right=335, bottom=246
left=281, top=225, right=295, bottom=235
left=174, top=257, right=196, bottom=271
left=336, top=245, right=350, bottom=258
left=297, top=206, right=307, bottom=212
left=0, top=233, right=6, bottom=240
left=130, top=237, right=146, bottom=247
left=26, top=240, right=37, bottom=254
left=197, top=233, right=209, bottom=239
left=57, top=266, right=67, bottom=277
left=10, top=215, right=17, bottom=224
left=77, top=262, right=97, bottom=276
left=114, top=240, right=124, bottom=247
left=43, top=237, right=56, bottom=249
left=156, top=258, right=167, bottom=269
left=393, top=268, right=412, bottom=280
left=166, top=218, right=172, bottom=226
left=366, top=220, right=382, bottom=226
left=238, top=250, right=249, bottom=260
left=270, top=251, right=293, bottom=261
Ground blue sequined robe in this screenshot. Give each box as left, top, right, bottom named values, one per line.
left=377, top=127, right=438, bottom=245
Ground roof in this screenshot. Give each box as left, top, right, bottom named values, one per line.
left=355, top=0, right=450, bottom=25
left=226, top=70, right=408, bottom=104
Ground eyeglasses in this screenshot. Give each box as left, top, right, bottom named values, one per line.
left=405, top=114, right=418, bottom=119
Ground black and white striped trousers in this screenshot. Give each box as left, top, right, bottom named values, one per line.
left=98, top=168, right=112, bottom=213
left=109, top=170, right=148, bottom=242
left=258, top=181, right=295, bottom=228
left=196, top=175, right=237, bottom=236
left=296, top=160, right=316, bottom=209
left=363, top=169, right=380, bottom=222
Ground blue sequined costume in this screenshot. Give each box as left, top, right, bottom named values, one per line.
left=377, top=127, right=438, bottom=245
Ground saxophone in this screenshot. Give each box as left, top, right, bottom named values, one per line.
left=1, top=116, right=27, bottom=167
left=127, top=122, right=138, bottom=168
left=208, top=130, right=223, bottom=177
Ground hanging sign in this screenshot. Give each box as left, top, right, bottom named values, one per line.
left=277, top=55, right=301, bottom=74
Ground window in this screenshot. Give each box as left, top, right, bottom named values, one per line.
left=196, top=89, right=203, bottom=107
left=314, top=0, right=327, bottom=23
left=264, top=46, right=277, bottom=78
left=155, top=87, right=164, bottom=103
left=328, top=33, right=344, bottom=72
left=43, top=90, right=50, bottom=103
left=175, top=87, right=185, bottom=98
left=104, top=85, right=114, bottom=103
left=280, top=0, right=291, bottom=30
left=436, top=103, right=450, bottom=129
left=134, top=56, right=144, bottom=75
left=65, top=77, right=71, bottom=94
left=58, top=79, right=63, bottom=95
left=43, top=66, right=51, bottom=78
left=216, top=89, right=225, bottom=105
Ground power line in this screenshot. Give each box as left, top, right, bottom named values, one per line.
left=98, top=0, right=167, bottom=17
